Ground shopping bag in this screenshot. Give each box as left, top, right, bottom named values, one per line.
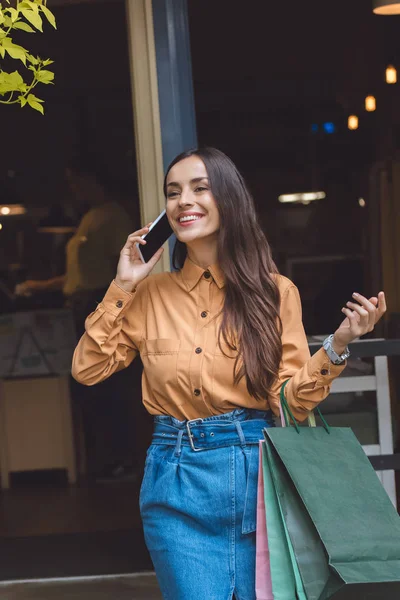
left=255, top=442, right=273, bottom=600
left=261, top=440, right=307, bottom=600
left=263, top=380, right=400, bottom=599
left=257, top=403, right=316, bottom=599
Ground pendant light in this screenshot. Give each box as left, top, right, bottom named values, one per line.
left=373, top=1, right=400, bottom=14
left=365, top=96, right=377, bottom=112
left=348, top=115, right=359, bottom=130
left=386, top=65, right=397, bottom=84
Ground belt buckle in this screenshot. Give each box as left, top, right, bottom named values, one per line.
left=186, top=418, right=204, bottom=452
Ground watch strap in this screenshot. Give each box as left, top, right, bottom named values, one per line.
left=323, top=334, right=350, bottom=364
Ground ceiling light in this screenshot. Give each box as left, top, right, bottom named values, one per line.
left=348, top=115, right=359, bottom=130
left=386, top=65, right=397, bottom=84
left=373, top=1, right=400, bottom=14
left=0, top=205, right=26, bottom=216
left=278, top=192, right=326, bottom=204
left=365, top=96, right=376, bottom=112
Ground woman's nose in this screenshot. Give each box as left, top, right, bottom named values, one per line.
left=178, top=191, right=194, bottom=207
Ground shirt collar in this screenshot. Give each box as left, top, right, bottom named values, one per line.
left=181, top=258, right=225, bottom=291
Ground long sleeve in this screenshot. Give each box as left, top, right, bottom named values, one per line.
left=269, top=281, right=346, bottom=421
left=71, top=279, right=147, bottom=385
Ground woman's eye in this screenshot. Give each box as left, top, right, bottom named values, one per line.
left=167, top=191, right=180, bottom=198
left=195, top=186, right=208, bottom=193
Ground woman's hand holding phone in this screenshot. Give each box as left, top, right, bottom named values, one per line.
left=115, top=224, right=164, bottom=293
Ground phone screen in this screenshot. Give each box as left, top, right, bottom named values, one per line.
left=139, top=210, right=173, bottom=263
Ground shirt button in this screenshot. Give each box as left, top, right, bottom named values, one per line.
left=204, top=271, right=211, bottom=279
left=116, top=300, right=123, bottom=309
left=194, top=388, right=201, bottom=396
left=320, top=369, right=329, bottom=376
left=195, top=347, right=202, bottom=354
left=201, top=311, right=208, bottom=318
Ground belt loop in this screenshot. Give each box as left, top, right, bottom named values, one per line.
left=235, top=421, right=246, bottom=448
left=174, top=428, right=184, bottom=457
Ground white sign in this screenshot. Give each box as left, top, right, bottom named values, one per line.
left=0, top=310, right=76, bottom=378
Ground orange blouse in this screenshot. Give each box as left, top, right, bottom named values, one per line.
left=72, top=259, right=346, bottom=421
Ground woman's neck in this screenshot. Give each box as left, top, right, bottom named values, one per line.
left=186, top=238, right=218, bottom=270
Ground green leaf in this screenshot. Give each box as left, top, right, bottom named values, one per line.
left=20, top=8, right=42, bottom=31
left=8, top=7, right=18, bottom=22
left=0, top=70, right=25, bottom=93
left=2, top=15, right=12, bottom=27
left=27, top=93, right=44, bottom=114
left=3, top=40, right=27, bottom=65
left=42, top=58, right=54, bottom=66
left=19, top=1, right=39, bottom=13
left=0, top=46, right=5, bottom=59
left=19, top=96, right=27, bottom=107
left=0, top=12, right=4, bottom=25
left=9, top=70, right=24, bottom=86
left=35, top=68, right=54, bottom=84
left=13, top=21, right=36, bottom=33
left=26, top=53, right=39, bottom=64
left=28, top=93, right=44, bottom=102
left=40, top=4, right=56, bottom=28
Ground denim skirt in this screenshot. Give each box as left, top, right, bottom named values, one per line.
left=139, top=408, right=275, bottom=600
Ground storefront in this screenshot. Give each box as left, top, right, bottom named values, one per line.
left=0, top=0, right=196, bottom=582
left=0, top=0, right=399, bottom=587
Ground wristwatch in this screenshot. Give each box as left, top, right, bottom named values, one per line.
left=322, top=334, right=350, bottom=365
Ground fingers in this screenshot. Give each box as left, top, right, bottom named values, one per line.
left=376, top=291, right=387, bottom=318
left=343, top=291, right=387, bottom=335
left=130, top=226, right=151, bottom=239
left=122, top=227, right=150, bottom=251
left=341, top=307, right=358, bottom=323
left=351, top=293, right=376, bottom=312
left=352, top=291, right=387, bottom=323
left=343, top=304, right=369, bottom=333
left=345, top=300, right=373, bottom=330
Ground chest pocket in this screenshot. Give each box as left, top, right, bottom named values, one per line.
left=141, top=339, right=181, bottom=404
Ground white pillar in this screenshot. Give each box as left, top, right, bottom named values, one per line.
left=125, top=0, right=170, bottom=274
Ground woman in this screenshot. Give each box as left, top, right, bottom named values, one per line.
left=72, top=148, right=386, bottom=600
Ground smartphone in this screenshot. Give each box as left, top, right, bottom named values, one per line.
left=137, top=209, right=174, bottom=263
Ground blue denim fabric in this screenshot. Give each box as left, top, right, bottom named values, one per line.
left=140, top=408, right=275, bottom=600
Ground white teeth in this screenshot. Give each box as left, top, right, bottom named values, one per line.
left=179, top=215, right=202, bottom=223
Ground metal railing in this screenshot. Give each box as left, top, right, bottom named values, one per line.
left=309, top=338, right=400, bottom=508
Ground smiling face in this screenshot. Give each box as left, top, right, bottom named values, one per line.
left=165, top=155, right=220, bottom=247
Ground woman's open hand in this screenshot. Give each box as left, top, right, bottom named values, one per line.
left=332, top=292, right=387, bottom=353
left=115, top=225, right=164, bottom=293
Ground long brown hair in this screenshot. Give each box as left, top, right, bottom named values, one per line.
left=164, top=147, right=282, bottom=401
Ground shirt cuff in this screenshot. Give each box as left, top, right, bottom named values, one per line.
left=99, top=280, right=136, bottom=317
left=307, top=346, right=347, bottom=384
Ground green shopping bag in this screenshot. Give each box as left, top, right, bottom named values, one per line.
left=261, top=441, right=307, bottom=599
left=263, top=380, right=400, bottom=600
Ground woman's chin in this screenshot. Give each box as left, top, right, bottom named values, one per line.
left=175, top=230, right=200, bottom=243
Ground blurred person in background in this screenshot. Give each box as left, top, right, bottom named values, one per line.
left=17, top=156, right=139, bottom=482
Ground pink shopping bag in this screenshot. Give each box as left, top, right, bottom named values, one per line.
left=255, top=440, right=273, bottom=600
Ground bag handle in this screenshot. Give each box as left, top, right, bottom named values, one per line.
left=280, top=379, right=331, bottom=434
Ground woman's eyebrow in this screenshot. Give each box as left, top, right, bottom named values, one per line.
left=167, top=177, right=209, bottom=187
left=191, top=177, right=209, bottom=184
